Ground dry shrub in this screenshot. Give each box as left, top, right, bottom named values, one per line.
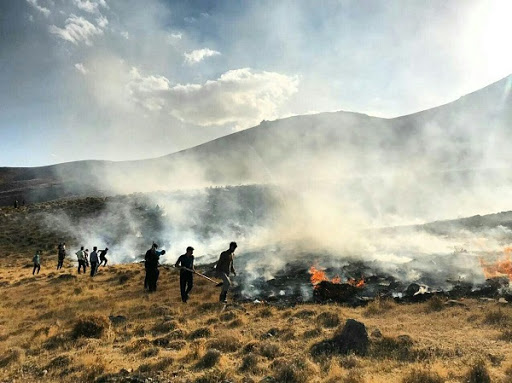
left=219, top=311, right=237, bottom=322
left=71, top=315, right=109, bottom=339
left=272, top=358, right=314, bottom=383
left=206, top=335, right=241, bottom=352
left=317, top=312, right=340, bottom=328
left=196, top=303, right=219, bottom=314
left=0, top=348, right=21, bottom=368
left=498, top=330, right=512, bottom=342
left=340, top=355, right=358, bottom=369
left=140, top=347, right=159, bottom=358
left=483, top=308, right=512, bottom=327
left=118, top=274, right=130, bottom=284
left=364, top=298, right=396, bottom=317
left=343, top=370, right=365, bottom=383
left=194, top=369, right=231, bottom=383
left=46, top=355, right=71, bottom=370
left=189, top=327, right=212, bottom=340
left=151, top=320, right=178, bottom=334
left=303, top=328, right=322, bottom=339
left=227, top=318, right=244, bottom=328
left=258, top=307, right=273, bottom=318
left=425, top=296, right=445, bottom=313
left=401, top=369, right=444, bottom=383
left=43, top=334, right=70, bottom=350
left=463, top=360, right=491, bottom=383
left=137, top=357, right=173, bottom=373
left=123, top=338, right=152, bottom=354
left=243, top=341, right=259, bottom=354
left=240, top=353, right=260, bottom=373
left=168, top=340, right=187, bottom=350
left=294, top=309, right=316, bottom=318
left=259, top=342, right=281, bottom=360
left=370, top=336, right=414, bottom=361
left=196, top=349, right=221, bottom=369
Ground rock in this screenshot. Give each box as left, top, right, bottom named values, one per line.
left=311, top=319, right=369, bottom=357
left=498, top=297, right=508, bottom=304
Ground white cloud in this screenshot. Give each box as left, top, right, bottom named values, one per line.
left=127, top=67, right=170, bottom=111
left=74, top=63, right=88, bottom=74
left=184, top=48, right=220, bottom=65
left=73, top=0, right=108, bottom=13
left=26, top=0, right=51, bottom=17
left=49, top=14, right=104, bottom=45
left=167, top=32, right=182, bottom=44
left=128, top=67, right=299, bottom=129
left=96, top=15, right=109, bottom=28
left=120, top=31, right=129, bottom=39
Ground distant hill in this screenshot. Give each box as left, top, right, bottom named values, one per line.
left=1, top=74, right=512, bottom=207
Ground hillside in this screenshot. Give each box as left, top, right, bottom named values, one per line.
left=1, top=74, right=512, bottom=207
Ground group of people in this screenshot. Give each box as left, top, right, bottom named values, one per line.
left=31, top=240, right=239, bottom=303
left=31, top=243, right=109, bottom=277
left=147, top=241, right=238, bottom=304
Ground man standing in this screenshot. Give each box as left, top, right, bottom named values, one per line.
left=144, top=243, right=161, bottom=292
left=32, top=250, right=41, bottom=275
left=57, top=242, right=66, bottom=270
left=99, top=248, right=109, bottom=267
left=175, top=246, right=195, bottom=303
left=76, top=246, right=87, bottom=274
left=90, top=246, right=99, bottom=277
left=215, top=242, right=237, bottom=303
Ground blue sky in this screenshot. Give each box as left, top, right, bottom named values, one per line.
left=1, top=0, right=512, bottom=166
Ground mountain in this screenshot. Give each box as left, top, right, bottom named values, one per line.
left=1, top=74, right=512, bottom=207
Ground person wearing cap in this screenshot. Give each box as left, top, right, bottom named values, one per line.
left=215, top=242, right=237, bottom=303
left=175, top=246, right=195, bottom=303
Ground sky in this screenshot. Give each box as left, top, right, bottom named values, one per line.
left=1, top=0, right=512, bottom=167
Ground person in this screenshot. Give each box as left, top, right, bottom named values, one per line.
left=57, top=242, right=66, bottom=270
left=215, top=242, right=237, bottom=303
left=76, top=246, right=87, bottom=274
left=90, top=246, right=99, bottom=277
left=32, top=250, right=41, bottom=275
left=175, top=246, right=195, bottom=303
left=84, top=248, right=90, bottom=268
left=144, top=243, right=162, bottom=292
left=14, top=199, right=19, bottom=209
left=99, top=248, right=109, bottom=267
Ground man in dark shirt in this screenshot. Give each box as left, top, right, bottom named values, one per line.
left=90, top=246, right=99, bottom=277
left=145, top=243, right=161, bottom=292
left=57, top=242, right=66, bottom=270
left=215, top=242, right=237, bottom=303
left=175, top=246, right=195, bottom=303
left=99, top=248, right=109, bottom=267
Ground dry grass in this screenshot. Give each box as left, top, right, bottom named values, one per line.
left=2, top=204, right=512, bottom=382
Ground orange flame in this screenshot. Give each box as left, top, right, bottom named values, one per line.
left=309, top=266, right=365, bottom=288
left=480, top=247, right=512, bottom=279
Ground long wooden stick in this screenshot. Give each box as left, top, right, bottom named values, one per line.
left=174, top=266, right=219, bottom=284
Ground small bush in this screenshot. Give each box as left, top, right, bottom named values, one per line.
left=197, top=349, right=221, bottom=369
left=463, top=360, right=491, bottom=383
left=227, top=318, right=244, bottom=328
left=294, top=309, right=315, bottom=319
left=151, top=320, right=178, bottom=334
left=46, top=355, right=71, bottom=370
left=260, top=343, right=281, bottom=359
left=425, top=296, right=445, bottom=312
left=498, top=330, right=512, bottom=342
left=206, top=336, right=241, bottom=352
left=272, top=358, right=313, bottom=383
left=243, top=342, right=258, bottom=354
left=340, top=355, right=358, bottom=369
left=43, top=334, right=70, bottom=350
left=240, top=353, right=259, bottom=373
left=71, top=315, right=108, bottom=339
left=303, top=328, right=322, bottom=338
left=219, top=312, right=237, bottom=322
left=194, top=369, right=230, bottom=383
left=189, top=327, right=212, bottom=340
left=258, top=307, right=273, bottom=318
left=483, top=309, right=511, bottom=326
left=140, top=347, right=159, bottom=358
left=364, top=298, right=396, bottom=317
left=119, top=274, right=130, bottom=284
left=317, top=312, right=340, bottom=328
left=370, top=336, right=414, bottom=361
left=401, top=369, right=444, bottom=383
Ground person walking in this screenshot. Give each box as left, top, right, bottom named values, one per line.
left=32, top=250, right=41, bottom=275
left=215, top=242, right=237, bottom=303
left=76, top=246, right=87, bottom=274
left=99, top=248, right=109, bottom=267
left=144, top=243, right=162, bottom=292
left=57, top=242, right=66, bottom=270
left=175, top=246, right=195, bottom=303
left=90, top=247, right=99, bottom=277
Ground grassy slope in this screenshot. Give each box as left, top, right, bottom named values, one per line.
left=3, top=200, right=512, bottom=382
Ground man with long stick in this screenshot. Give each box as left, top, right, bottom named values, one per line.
left=215, top=242, right=237, bottom=303
left=175, top=246, right=195, bottom=303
